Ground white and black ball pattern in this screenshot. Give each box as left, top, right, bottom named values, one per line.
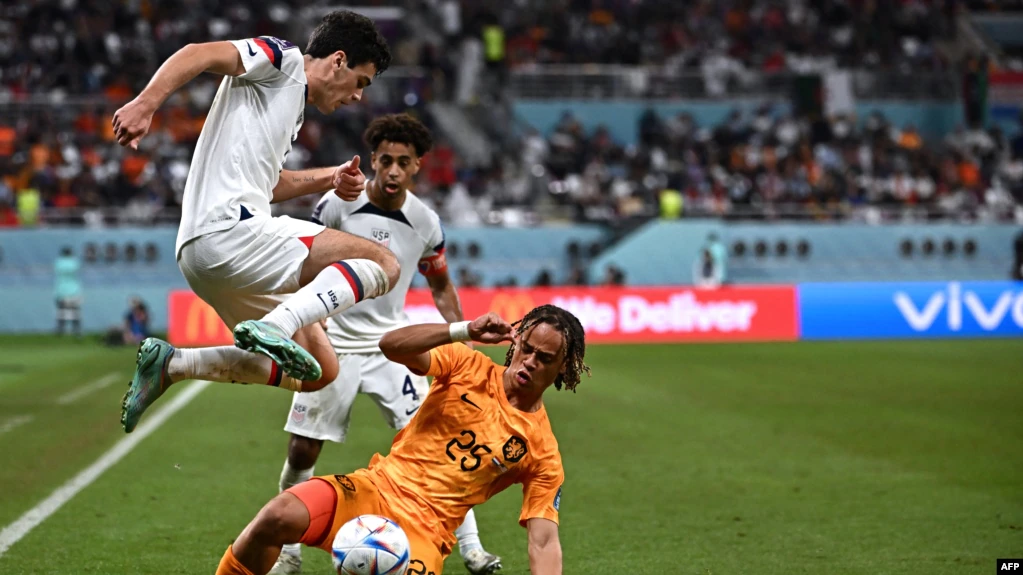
left=331, top=515, right=411, bottom=575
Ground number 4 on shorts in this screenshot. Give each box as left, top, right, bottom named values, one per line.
left=402, top=375, right=419, bottom=401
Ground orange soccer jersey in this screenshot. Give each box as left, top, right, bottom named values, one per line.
left=355, top=343, right=564, bottom=551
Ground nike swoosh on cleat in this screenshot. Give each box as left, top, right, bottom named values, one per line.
left=247, top=42, right=257, bottom=56
left=460, top=393, right=482, bottom=411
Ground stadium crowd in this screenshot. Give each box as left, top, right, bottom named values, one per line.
left=507, top=106, right=1023, bottom=224
left=1, top=0, right=963, bottom=99
left=0, top=0, right=1020, bottom=228
left=448, top=0, right=957, bottom=73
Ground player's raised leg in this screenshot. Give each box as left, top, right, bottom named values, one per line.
left=235, top=228, right=399, bottom=381
left=121, top=323, right=338, bottom=433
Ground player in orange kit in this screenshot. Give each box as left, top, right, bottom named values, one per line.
left=215, top=304, right=590, bottom=575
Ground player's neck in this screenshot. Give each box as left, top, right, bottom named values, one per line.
left=367, top=180, right=406, bottom=212
left=502, top=373, right=545, bottom=413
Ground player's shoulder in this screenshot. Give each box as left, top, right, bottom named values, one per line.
left=436, top=342, right=488, bottom=365
left=312, top=191, right=365, bottom=224
left=254, top=36, right=305, bottom=80
left=401, top=192, right=442, bottom=231
left=528, top=425, right=562, bottom=473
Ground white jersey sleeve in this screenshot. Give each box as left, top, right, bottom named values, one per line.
left=416, top=210, right=448, bottom=277
left=228, top=36, right=302, bottom=87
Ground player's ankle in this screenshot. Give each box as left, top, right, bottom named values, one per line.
left=166, top=350, right=188, bottom=383
left=457, top=536, right=482, bottom=555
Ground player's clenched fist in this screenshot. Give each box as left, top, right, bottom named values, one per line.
left=333, top=155, right=367, bottom=201
left=468, top=312, right=514, bottom=344
left=112, top=96, right=155, bottom=150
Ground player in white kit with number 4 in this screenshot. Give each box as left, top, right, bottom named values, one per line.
left=270, top=114, right=501, bottom=575
left=112, top=12, right=406, bottom=433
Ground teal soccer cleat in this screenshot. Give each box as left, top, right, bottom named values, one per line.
left=121, top=338, right=175, bottom=433
left=233, top=320, right=321, bottom=382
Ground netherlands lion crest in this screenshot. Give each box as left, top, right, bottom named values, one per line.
left=333, top=474, right=356, bottom=492
left=502, top=436, right=528, bottom=463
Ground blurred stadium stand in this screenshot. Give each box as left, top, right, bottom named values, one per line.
left=1, top=0, right=1020, bottom=227
left=1, top=0, right=1022, bottom=334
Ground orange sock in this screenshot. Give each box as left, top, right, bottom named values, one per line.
left=216, top=545, right=255, bottom=575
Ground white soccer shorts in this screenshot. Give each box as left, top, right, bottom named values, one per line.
left=284, top=352, right=430, bottom=443
left=177, top=212, right=325, bottom=328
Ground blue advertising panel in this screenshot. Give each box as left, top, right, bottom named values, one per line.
left=798, top=282, right=1023, bottom=340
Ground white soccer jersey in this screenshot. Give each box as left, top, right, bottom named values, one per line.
left=175, top=36, right=307, bottom=257
left=312, top=187, right=446, bottom=354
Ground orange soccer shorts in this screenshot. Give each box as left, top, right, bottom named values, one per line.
left=287, top=473, right=446, bottom=575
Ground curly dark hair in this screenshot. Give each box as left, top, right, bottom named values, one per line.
left=305, top=10, right=391, bottom=76
left=363, top=113, right=434, bottom=157
left=504, top=304, right=591, bottom=392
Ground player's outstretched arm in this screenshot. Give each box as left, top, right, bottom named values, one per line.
left=423, top=268, right=473, bottom=349
left=424, top=268, right=464, bottom=323
left=273, top=167, right=337, bottom=203
left=273, top=156, right=366, bottom=203
left=379, top=312, right=513, bottom=373
left=527, top=518, right=562, bottom=575
left=112, top=42, right=245, bottom=149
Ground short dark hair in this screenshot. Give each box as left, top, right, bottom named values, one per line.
left=504, top=304, right=590, bottom=392
left=305, top=10, right=391, bottom=76
left=363, top=114, right=434, bottom=157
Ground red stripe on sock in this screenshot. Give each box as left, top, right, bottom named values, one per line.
left=330, top=263, right=362, bottom=303
left=268, top=361, right=280, bottom=387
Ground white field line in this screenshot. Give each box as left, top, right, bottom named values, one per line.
left=56, top=373, right=123, bottom=405
left=0, top=416, right=33, bottom=436
left=0, top=380, right=210, bottom=557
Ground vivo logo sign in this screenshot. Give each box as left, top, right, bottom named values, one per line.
left=894, top=282, right=1023, bottom=331
left=799, top=281, right=1023, bottom=340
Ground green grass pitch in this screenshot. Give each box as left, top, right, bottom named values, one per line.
left=0, top=336, right=1020, bottom=574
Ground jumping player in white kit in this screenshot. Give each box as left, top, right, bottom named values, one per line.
left=269, top=114, right=501, bottom=575
left=113, top=11, right=401, bottom=433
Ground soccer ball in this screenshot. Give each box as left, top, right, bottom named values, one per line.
left=331, top=515, right=411, bottom=575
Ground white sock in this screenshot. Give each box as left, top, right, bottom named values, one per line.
left=167, top=347, right=302, bottom=391
left=279, top=459, right=315, bottom=557
left=261, top=259, right=389, bottom=337
left=456, top=508, right=483, bottom=555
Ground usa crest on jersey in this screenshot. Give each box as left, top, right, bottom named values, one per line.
left=372, top=228, right=391, bottom=247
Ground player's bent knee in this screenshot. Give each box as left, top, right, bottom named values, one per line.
left=373, top=249, right=400, bottom=292
left=302, top=372, right=333, bottom=392
left=319, top=355, right=339, bottom=385
left=302, top=362, right=337, bottom=391
left=249, top=493, right=309, bottom=545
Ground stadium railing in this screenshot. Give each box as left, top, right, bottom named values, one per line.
left=29, top=202, right=1021, bottom=228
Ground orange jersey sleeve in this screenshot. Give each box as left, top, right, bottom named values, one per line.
left=519, top=449, right=564, bottom=527
left=426, top=343, right=486, bottom=383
